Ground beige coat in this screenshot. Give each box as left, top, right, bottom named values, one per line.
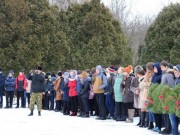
left=138, top=76, right=151, bottom=109
left=26, top=79, right=32, bottom=93
left=54, top=77, right=62, bottom=100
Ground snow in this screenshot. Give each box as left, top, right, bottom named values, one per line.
left=0, top=97, right=162, bottom=135
left=0, top=105, right=161, bottom=135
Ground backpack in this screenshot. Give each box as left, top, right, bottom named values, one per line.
left=89, top=83, right=94, bottom=99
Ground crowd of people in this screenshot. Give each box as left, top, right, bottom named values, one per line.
left=0, top=61, right=179, bottom=135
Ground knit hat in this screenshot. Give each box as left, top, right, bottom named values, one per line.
left=123, top=65, right=133, bottom=74
left=108, top=66, right=115, bottom=73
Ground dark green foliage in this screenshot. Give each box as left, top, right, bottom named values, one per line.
left=0, top=0, right=69, bottom=72
left=139, top=3, right=180, bottom=64
left=0, top=0, right=131, bottom=73
left=59, top=1, right=132, bottom=69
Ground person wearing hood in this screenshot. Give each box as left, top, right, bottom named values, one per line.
left=78, top=71, right=90, bottom=118
left=159, top=61, right=175, bottom=134
left=169, top=65, right=180, bottom=135
left=93, top=65, right=107, bottom=120
left=61, top=72, right=70, bottom=115
left=0, top=68, right=5, bottom=108
left=151, top=63, right=163, bottom=132
left=4, top=70, right=15, bottom=108
left=68, top=70, right=78, bottom=116
left=15, top=69, right=27, bottom=108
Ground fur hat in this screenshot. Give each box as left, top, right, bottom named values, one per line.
left=57, top=71, right=62, bottom=77
left=35, top=66, right=42, bottom=71
left=123, top=65, right=133, bottom=74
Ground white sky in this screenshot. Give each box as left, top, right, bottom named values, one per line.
left=101, top=0, right=180, bottom=17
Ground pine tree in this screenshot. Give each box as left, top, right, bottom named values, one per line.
left=139, top=3, right=180, bottom=64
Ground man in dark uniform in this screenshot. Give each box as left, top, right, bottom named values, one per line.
left=28, top=66, right=45, bottom=116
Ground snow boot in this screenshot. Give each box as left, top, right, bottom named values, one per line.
left=28, top=110, right=33, bottom=116
left=126, top=109, right=135, bottom=123
left=38, top=111, right=41, bottom=116
left=139, top=112, right=146, bottom=127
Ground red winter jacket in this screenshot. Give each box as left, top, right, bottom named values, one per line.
left=16, top=75, right=27, bottom=90
left=68, top=79, right=77, bottom=97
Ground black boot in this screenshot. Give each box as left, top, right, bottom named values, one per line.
left=81, top=113, right=89, bottom=118
left=144, top=112, right=149, bottom=128
left=137, top=110, right=141, bottom=126
left=38, top=111, right=41, bottom=116
left=139, top=112, right=146, bottom=127
left=28, top=110, right=33, bottom=116
left=148, top=122, right=154, bottom=130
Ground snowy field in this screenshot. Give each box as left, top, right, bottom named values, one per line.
left=0, top=102, right=161, bottom=135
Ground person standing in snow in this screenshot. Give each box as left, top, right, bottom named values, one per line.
left=28, top=66, right=45, bottom=116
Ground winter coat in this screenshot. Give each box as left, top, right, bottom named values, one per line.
left=68, top=79, right=77, bottom=97
left=28, top=73, right=45, bottom=93
left=4, top=76, right=16, bottom=91
left=53, top=77, right=62, bottom=100
left=93, top=65, right=107, bottom=94
left=26, top=79, right=32, bottom=93
left=16, top=75, right=27, bottom=91
left=130, top=77, right=139, bottom=108
left=76, top=77, right=82, bottom=94
left=45, top=80, right=55, bottom=95
left=113, top=74, right=124, bottom=102
left=123, top=76, right=135, bottom=103
left=0, top=73, right=5, bottom=91
left=62, top=82, right=70, bottom=101
left=138, top=76, right=151, bottom=109
left=161, top=69, right=175, bottom=87
left=152, top=62, right=162, bottom=84
left=79, top=78, right=90, bottom=99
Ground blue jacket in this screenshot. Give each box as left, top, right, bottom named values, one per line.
left=0, top=73, right=5, bottom=91
left=174, top=65, right=180, bottom=85
left=152, top=62, right=162, bottom=84
left=62, top=83, right=70, bottom=101
left=4, top=76, right=16, bottom=91
left=76, top=77, right=82, bottom=94
left=45, top=80, right=54, bottom=93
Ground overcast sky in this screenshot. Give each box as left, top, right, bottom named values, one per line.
left=101, top=0, right=180, bottom=17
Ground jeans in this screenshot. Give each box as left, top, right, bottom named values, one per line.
left=0, top=90, right=3, bottom=107
left=149, top=109, right=155, bottom=122
left=81, top=98, right=89, bottom=114
left=105, top=93, right=115, bottom=117
left=169, top=114, right=179, bottom=135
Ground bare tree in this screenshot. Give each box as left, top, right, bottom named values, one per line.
left=109, top=0, right=154, bottom=65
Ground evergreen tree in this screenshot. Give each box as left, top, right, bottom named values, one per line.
left=60, top=0, right=131, bottom=69
left=139, top=3, right=180, bottom=64
left=0, top=0, right=68, bottom=72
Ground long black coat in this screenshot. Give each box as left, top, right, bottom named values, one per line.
left=79, top=80, right=90, bottom=99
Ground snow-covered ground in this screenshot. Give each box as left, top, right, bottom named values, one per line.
left=0, top=104, right=161, bottom=135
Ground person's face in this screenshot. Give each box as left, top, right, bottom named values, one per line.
left=96, top=68, right=99, bottom=74
left=146, top=70, right=153, bottom=78
left=118, top=67, right=123, bottom=74
left=19, top=72, right=23, bottom=76
left=154, top=67, right=158, bottom=73
left=174, top=70, right=180, bottom=78
left=70, top=71, right=74, bottom=77
left=161, top=66, right=167, bottom=72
